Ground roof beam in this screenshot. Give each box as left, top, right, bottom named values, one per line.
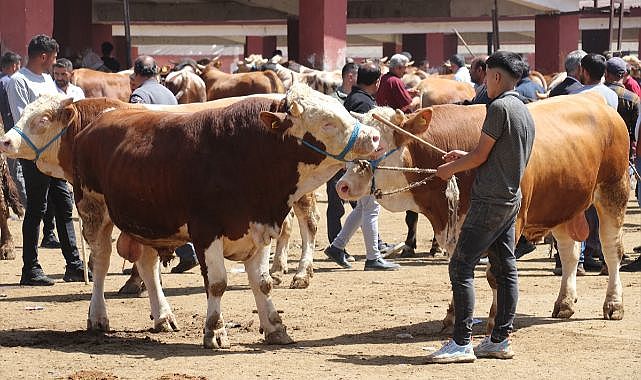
left=505, top=0, right=580, bottom=13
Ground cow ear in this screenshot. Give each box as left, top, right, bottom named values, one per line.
left=404, top=107, right=432, bottom=135
left=260, top=111, right=292, bottom=134
left=288, top=101, right=304, bottom=117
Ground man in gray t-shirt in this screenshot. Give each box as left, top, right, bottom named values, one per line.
left=428, top=51, right=534, bottom=364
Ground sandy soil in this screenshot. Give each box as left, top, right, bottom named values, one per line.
left=0, top=192, right=639, bottom=380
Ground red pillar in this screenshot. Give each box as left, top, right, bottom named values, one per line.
left=402, top=33, right=457, bottom=66
left=299, top=0, right=347, bottom=71
left=402, top=34, right=427, bottom=63
left=427, top=33, right=458, bottom=66
left=535, top=13, right=579, bottom=75
left=0, top=0, right=54, bottom=56
left=382, top=42, right=401, bottom=59
left=244, top=36, right=277, bottom=58
left=53, top=0, right=115, bottom=58
left=287, top=16, right=299, bottom=62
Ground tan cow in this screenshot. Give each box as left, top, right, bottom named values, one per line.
left=200, top=65, right=285, bottom=100
left=71, top=68, right=131, bottom=101
left=415, top=76, right=476, bottom=107
left=164, top=67, right=207, bottom=104
left=336, top=92, right=629, bottom=331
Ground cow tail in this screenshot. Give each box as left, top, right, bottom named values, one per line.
left=266, top=71, right=285, bottom=94
left=0, top=156, right=24, bottom=218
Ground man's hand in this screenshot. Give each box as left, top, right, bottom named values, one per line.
left=436, top=162, right=454, bottom=180
left=407, top=88, right=420, bottom=97
left=442, top=150, right=468, bottom=162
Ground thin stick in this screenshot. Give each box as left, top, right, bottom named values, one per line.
left=78, top=217, right=89, bottom=285
left=452, top=28, right=476, bottom=58
left=372, top=113, right=447, bottom=155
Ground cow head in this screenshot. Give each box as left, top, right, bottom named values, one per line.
left=0, top=93, right=76, bottom=177
left=259, top=82, right=381, bottom=161
left=335, top=107, right=433, bottom=201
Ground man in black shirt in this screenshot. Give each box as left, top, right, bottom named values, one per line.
left=549, top=50, right=586, bottom=97
left=343, top=63, right=379, bottom=113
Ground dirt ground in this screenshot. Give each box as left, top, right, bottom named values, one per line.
left=0, top=191, right=640, bottom=380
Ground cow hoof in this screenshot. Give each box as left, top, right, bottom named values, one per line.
left=290, top=275, right=310, bottom=289
left=264, top=327, right=294, bottom=345
left=552, top=300, right=575, bottom=319
left=203, top=328, right=230, bottom=349
left=87, top=317, right=110, bottom=332
left=118, top=280, right=145, bottom=296
left=270, top=272, right=283, bottom=286
left=428, top=246, right=443, bottom=257
left=0, top=248, right=15, bottom=260
left=153, top=314, right=180, bottom=332
left=603, top=301, right=624, bottom=320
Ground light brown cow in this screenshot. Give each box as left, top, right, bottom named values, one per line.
left=336, top=92, right=629, bottom=332
left=71, top=68, right=131, bottom=101
left=0, top=83, right=381, bottom=348
left=415, top=76, right=476, bottom=107
left=200, top=65, right=285, bottom=100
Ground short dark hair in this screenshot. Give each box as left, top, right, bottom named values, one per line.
left=450, top=54, right=465, bottom=68
left=27, top=34, right=59, bottom=59
left=0, top=51, right=21, bottom=69
left=53, top=58, right=73, bottom=72
left=580, top=53, right=607, bottom=81
left=470, top=57, right=486, bottom=71
left=486, top=51, right=526, bottom=80
left=101, top=41, right=114, bottom=55
left=133, top=55, right=158, bottom=77
left=341, top=62, right=358, bottom=78
left=356, top=63, right=381, bottom=86
left=520, top=63, right=531, bottom=79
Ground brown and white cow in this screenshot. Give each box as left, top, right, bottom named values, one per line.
left=336, top=92, right=629, bottom=330
left=0, top=154, right=24, bottom=260
left=0, top=83, right=380, bottom=348
left=200, top=65, right=285, bottom=100
left=71, top=68, right=131, bottom=101
left=164, top=68, right=207, bottom=104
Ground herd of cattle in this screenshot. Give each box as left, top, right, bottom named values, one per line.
left=0, top=54, right=632, bottom=349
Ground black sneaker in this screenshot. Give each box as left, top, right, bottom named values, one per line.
left=324, top=245, right=352, bottom=268
left=344, top=251, right=356, bottom=262
left=399, top=244, right=416, bottom=258
left=583, top=256, right=603, bottom=272
left=40, top=238, right=61, bottom=249
left=170, top=257, right=198, bottom=273
left=620, top=256, right=641, bottom=272
left=364, top=257, right=400, bottom=271
left=20, top=270, right=55, bottom=286
left=515, top=236, right=536, bottom=259
left=63, top=265, right=92, bottom=282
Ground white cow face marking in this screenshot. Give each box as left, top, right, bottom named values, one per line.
left=0, top=93, right=74, bottom=163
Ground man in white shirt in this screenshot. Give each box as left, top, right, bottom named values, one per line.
left=6, top=34, right=89, bottom=286
left=571, top=53, right=618, bottom=109
left=450, top=54, right=473, bottom=86
left=53, top=58, right=84, bottom=101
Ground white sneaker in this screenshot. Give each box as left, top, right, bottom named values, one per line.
left=425, top=339, right=476, bottom=364
left=473, top=336, right=514, bottom=359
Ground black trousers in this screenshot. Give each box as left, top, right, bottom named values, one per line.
left=20, top=159, right=82, bottom=274
left=42, top=194, right=57, bottom=240
left=326, top=170, right=356, bottom=243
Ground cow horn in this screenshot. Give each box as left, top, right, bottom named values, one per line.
left=536, top=91, right=549, bottom=100
left=196, top=63, right=207, bottom=71
left=289, top=101, right=304, bottom=117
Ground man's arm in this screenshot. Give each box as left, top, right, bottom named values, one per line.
left=391, top=78, right=415, bottom=112
left=435, top=132, right=496, bottom=180
left=6, top=77, right=30, bottom=123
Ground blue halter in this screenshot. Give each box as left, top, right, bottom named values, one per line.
left=368, top=147, right=399, bottom=194
left=299, top=121, right=362, bottom=162
left=11, top=125, right=70, bottom=163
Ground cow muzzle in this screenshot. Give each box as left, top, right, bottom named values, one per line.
left=0, top=131, right=22, bottom=157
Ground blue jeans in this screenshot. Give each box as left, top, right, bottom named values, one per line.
left=6, top=158, right=26, bottom=205
left=20, top=159, right=82, bottom=275
left=450, top=200, right=520, bottom=346
left=581, top=206, right=602, bottom=260
left=326, top=169, right=356, bottom=243
left=175, top=243, right=196, bottom=261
